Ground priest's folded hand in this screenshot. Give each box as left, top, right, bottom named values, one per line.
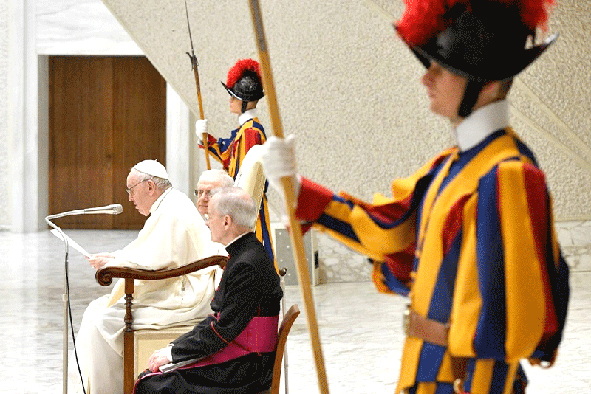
left=147, top=347, right=172, bottom=373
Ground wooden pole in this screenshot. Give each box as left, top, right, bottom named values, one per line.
left=185, top=0, right=211, bottom=170
left=247, top=1, right=329, bottom=393
left=190, top=62, right=211, bottom=170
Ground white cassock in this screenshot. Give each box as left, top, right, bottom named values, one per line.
left=73, top=188, right=225, bottom=394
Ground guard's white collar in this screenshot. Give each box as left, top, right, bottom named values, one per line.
left=455, top=100, right=509, bottom=152
left=239, top=109, right=259, bottom=126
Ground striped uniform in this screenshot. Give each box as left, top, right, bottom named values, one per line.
left=204, top=116, right=275, bottom=264
left=295, top=128, right=569, bottom=394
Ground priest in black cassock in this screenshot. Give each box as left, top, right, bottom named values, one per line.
left=134, top=187, right=283, bottom=394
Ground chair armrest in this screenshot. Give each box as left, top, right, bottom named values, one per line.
left=95, top=255, right=228, bottom=286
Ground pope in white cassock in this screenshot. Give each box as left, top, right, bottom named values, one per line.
left=74, top=160, right=225, bottom=394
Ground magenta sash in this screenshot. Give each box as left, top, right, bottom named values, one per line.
left=179, top=315, right=279, bottom=369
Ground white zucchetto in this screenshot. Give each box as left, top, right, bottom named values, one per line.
left=133, top=159, right=169, bottom=180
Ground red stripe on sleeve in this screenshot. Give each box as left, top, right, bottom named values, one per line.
left=295, top=177, right=335, bottom=222
left=522, top=164, right=558, bottom=336
left=241, top=128, right=262, bottom=154
left=442, top=194, right=470, bottom=256
left=383, top=243, right=416, bottom=284
left=347, top=194, right=413, bottom=225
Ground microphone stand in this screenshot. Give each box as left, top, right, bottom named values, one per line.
left=46, top=205, right=122, bottom=394
left=45, top=216, right=74, bottom=394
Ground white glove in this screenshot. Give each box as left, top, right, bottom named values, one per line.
left=261, top=135, right=301, bottom=200
left=195, top=119, right=208, bottom=137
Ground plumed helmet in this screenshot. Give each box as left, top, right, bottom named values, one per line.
left=395, top=0, right=557, bottom=116
left=221, top=58, right=264, bottom=103
left=396, top=0, right=557, bottom=81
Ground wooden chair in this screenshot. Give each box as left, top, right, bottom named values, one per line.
left=259, top=304, right=301, bottom=394
left=95, top=254, right=228, bottom=394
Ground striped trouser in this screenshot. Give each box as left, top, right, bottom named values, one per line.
left=404, top=362, right=527, bottom=394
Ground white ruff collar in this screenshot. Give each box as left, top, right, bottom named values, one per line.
left=239, top=109, right=258, bottom=126
left=455, top=100, right=509, bottom=151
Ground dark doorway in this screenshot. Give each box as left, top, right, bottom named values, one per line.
left=48, top=56, right=166, bottom=229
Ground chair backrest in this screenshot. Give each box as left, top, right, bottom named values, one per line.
left=95, top=255, right=228, bottom=394
left=269, top=304, right=300, bottom=394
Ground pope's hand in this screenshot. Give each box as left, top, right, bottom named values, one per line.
left=87, top=255, right=112, bottom=270
left=261, top=135, right=301, bottom=202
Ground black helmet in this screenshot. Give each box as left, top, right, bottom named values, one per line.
left=396, top=0, right=557, bottom=117
left=221, top=59, right=264, bottom=113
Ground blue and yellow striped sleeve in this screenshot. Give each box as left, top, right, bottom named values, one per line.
left=295, top=150, right=453, bottom=295
left=201, top=133, right=232, bottom=167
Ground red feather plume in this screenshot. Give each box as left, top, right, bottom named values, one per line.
left=396, top=0, right=555, bottom=46
left=519, top=0, right=555, bottom=30
left=225, top=58, right=262, bottom=89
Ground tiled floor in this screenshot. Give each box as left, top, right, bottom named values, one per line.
left=1, top=229, right=589, bottom=393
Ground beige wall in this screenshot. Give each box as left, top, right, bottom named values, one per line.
left=101, top=0, right=591, bottom=222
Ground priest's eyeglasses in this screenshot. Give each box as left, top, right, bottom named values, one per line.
left=126, top=179, right=147, bottom=195
left=194, top=189, right=212, bottom=198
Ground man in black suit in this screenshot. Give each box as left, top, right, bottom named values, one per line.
left=135, top=187, right=283, bottom=394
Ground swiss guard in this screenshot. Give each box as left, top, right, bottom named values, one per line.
left=197, top=58, right=275, bottom=265
left=259, top=0, right=570, bottom=393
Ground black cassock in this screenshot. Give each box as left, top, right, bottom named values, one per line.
left=135, top=232, right=283, bottom=394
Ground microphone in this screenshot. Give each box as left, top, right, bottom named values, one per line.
left=80, top=204, right=123, bottom=215
left=45, top=204, right=123, bottom=221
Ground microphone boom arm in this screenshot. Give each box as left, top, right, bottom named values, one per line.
left=45, top=204, right=123, bottom=221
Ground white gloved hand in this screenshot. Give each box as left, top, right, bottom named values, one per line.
left=195, top=119, right=208, bottom=138
left=261, top=135, right=301, bottom=200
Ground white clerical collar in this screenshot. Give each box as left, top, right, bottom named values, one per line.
left=238, top=109, right=258, bottom=126
left=225, top=231, right=253, bottom=248
left=455, top=100, right=509, bottom=152
left=150, top=187, right=172, bottom=214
